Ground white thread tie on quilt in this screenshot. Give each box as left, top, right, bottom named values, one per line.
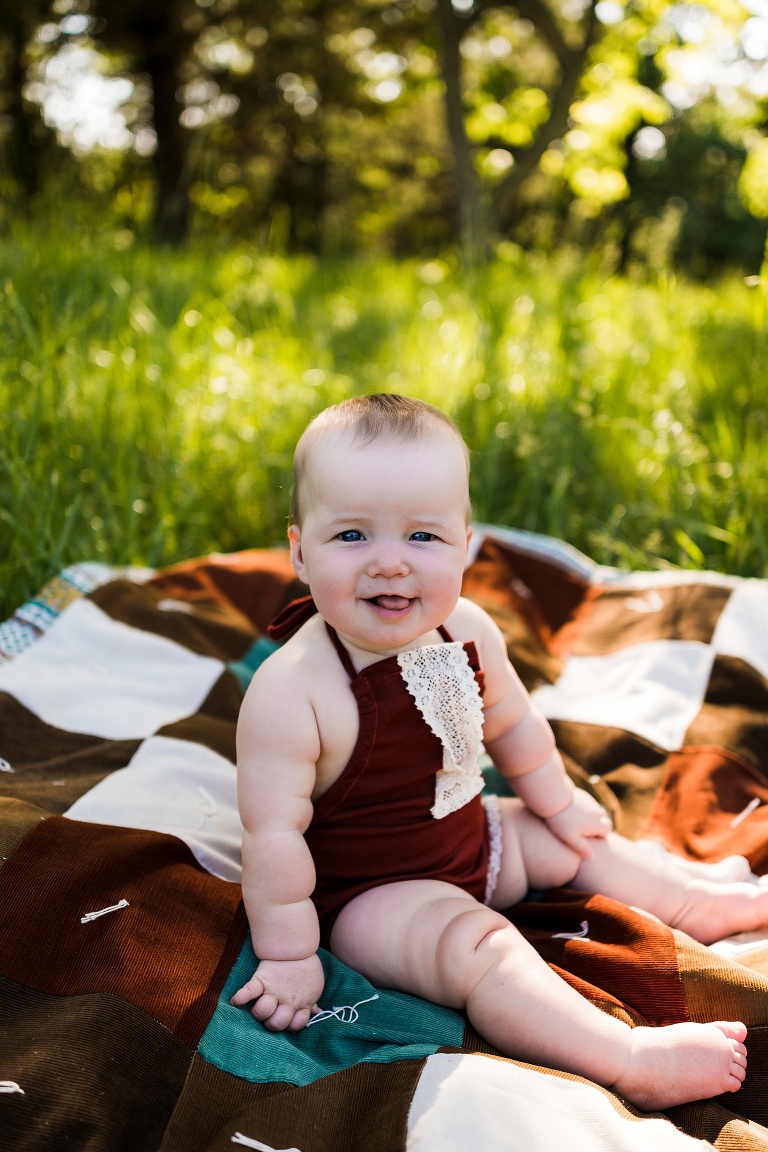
left=553, top=920, right=589, bottom=940
left=0, top=758, right=13, bottom=772
left=0, top=1081, right=24, bottom=1095
left=196, top=786, right=219, bottom=828
left=731, top=798, right=761, bottom=827
left=231, top=1134, right=301, bottom=1151
left=158, top=598, right=195, bottom=615
left=305, top=993, right=379, bottom=1027
left=80, top=898, right=129, bottom=924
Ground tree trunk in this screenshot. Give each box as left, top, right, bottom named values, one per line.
left=142, top=37, right=190, bottom=245
left=5, top=13, right=43, bottom=200
left=492, top=0, right=599, bottom=231
left=435, top=0, right=486, bottom=253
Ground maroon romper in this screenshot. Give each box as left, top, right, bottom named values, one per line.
left=268, top=597, right=491, bottom=947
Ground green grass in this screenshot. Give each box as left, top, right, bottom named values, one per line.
left=2, top=228, right=767, bottom=620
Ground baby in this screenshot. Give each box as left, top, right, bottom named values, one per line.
left=232, top=393, right=768, bottom=1111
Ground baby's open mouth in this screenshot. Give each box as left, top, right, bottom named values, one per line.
left=366, top=595, right=412, bottom=611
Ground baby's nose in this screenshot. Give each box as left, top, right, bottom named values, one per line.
left=366, top=544, right=409, bottom=577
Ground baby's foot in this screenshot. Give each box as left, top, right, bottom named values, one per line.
left=671, top=879, right=768, bottom=945
left=613, top=1021, right=747, bottom=1112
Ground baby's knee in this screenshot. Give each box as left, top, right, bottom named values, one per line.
left=435, top=905, right=520, bottom=1002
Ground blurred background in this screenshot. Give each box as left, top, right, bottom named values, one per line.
left=2, top=0, right=768, bottom=615
left=6, top=0, right=768, bottom=262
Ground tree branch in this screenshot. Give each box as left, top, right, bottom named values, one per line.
left=435, top=0, right=487, bottom=251
left=492, top=0, right=599, bottom=230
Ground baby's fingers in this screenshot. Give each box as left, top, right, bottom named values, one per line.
left=287, top=1006, right=314, bottom=1032
left=261, top=1000, right=302, bottom=1032
left=251, top=992, right=279, bottom=1023
left=569, top=835, right=595, bottom=861
left=230, top=976, right=264, bottom=1008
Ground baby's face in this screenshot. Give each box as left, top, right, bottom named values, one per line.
left=289, top=433, right=471, bottom=654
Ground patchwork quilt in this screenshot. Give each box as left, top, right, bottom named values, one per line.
left=2, top=527, right=768, bottom=1152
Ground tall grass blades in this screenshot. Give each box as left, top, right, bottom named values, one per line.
left=1, top=232, right=766, bottom=619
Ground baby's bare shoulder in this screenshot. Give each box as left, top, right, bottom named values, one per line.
left=447, top=597, right=526, bottom=713
left=446, top=596, right=503, bottom=649
left=236, top=622, right=331, bottom=781
left=240, top=616, right=347, bottom=727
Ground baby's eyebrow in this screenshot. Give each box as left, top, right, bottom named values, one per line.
left=325, top=514, right=371, bottom=526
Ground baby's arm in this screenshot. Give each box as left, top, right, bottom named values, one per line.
left=230, top=655, right=325, bottom=1031
left=463, top=601, right=611, bottom=858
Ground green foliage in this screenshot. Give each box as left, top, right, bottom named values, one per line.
left=1, top=229, right=767, bottom=619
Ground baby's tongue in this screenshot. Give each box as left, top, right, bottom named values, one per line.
left=371, top=595, right=410, bottom=610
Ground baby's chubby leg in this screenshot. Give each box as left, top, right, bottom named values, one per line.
left=572, top=831, right=768, bottom=946
left=330, top=878, right=746, bottom=1110
left=492, top=796, right=768, bottom=946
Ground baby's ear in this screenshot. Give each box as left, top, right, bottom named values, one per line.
left=288, top=525, right=308, bottom=582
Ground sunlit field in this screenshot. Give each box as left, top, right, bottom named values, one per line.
left=2, top=227, right=767, bottom=619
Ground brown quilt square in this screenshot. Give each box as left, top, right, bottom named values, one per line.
left=0, top=816, right=246, bottom=1046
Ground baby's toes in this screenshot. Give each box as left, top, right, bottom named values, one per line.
left=713, top=1020, right=748, bottom=1044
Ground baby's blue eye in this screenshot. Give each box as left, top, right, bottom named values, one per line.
left=337, top=530, right=365, bottom=542
left=410, top=531, right=436, bottom=542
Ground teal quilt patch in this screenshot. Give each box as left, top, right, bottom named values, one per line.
left=198, top=934, right=464, bottom=1086
left=228, top=636, right=280, bottom=693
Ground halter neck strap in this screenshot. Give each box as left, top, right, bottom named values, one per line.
left=326, top=620, right=455, bottom=681
left=325, top=623, right=358, bottom=679
left=266, top=595, right=317, bottom=641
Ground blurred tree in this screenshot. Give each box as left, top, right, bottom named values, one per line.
left=87, top=0, right=197, bottom=243
left=436, top=0, right=600, bottom=240
left=4, top=0, right=768, bottom=271
left=0, top=0, right=56, bottom=201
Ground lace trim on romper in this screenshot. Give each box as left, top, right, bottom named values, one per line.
left=481, top=794, right=502, bottom=905
left=396, top=641, right=486, bottom=820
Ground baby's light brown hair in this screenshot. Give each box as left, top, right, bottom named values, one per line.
left=290, top=393, right=471, bottom=525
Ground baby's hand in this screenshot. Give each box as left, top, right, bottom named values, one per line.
left=545, top=789, right=612, bottom=860
left=230, top=955, right=325, bottom=1032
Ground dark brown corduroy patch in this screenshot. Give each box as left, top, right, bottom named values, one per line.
left=466, top=592, right=563, bottom=691
left=157, top=668, right=242, bottom=762
left=158, top=1056, right=292, bottom=1152
left=0, top=975, right=190, bottom=1152
left=686, top=702, right=768, bottom=778
left=666, top=1100, right=768, bottom=1151
left=89, top=580, right=256, bottom=661
left=507, top=889, right=690, bottom=1026
left=676, top=934, right=768, bottom=1028
left=463, top=535, right=588, bottom=636
left=687, top=656, right=768, bottom=774
left=0, top=691, right=141, bottom=814
left=146, top=549, right=305, bottom=634
left=549, top=720, right=667, bottom=839
left=554, top=582, right=732, bottom=655
left=708, top=1025, right=768, bottom=1131
left=644, top=747, right=768, bottom=870
left=157, top=712, right=237, bottom=763
left=0, top=799, right=49, bottom=872
left=0, top=816, right=247, bottom=1046
left=200, top=1059, right=425, bottom=1152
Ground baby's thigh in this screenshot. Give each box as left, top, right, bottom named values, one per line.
left=330, top=879, right=499, bottom=1007
left=489, top=797, right=581, bottom=910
